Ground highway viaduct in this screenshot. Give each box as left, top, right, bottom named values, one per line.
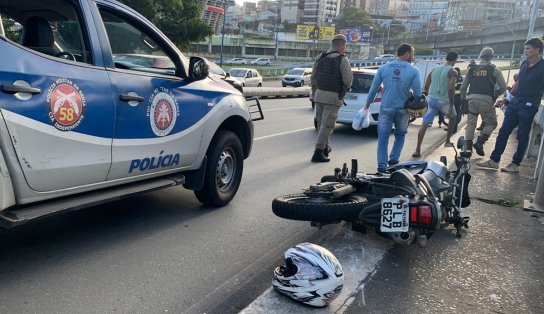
left=384, top=17, right=544, bottom=55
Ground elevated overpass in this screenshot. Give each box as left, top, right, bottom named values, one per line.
left=384, top=17, right=544, bottom=54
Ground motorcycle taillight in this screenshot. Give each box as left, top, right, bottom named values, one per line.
left=409, top=204, right=433, bottom=225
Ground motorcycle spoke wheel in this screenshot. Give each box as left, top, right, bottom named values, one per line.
left=272, top=193, right=367, bottom=222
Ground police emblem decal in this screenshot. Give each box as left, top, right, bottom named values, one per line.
left=148, top=88, right=179, bottom=136
left=46, top=78, right=86, bottom=131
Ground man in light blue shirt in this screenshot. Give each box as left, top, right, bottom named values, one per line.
left=365, top=43, right=422, bottom=173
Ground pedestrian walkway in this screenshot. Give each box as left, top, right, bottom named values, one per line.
left=345, top=108, right=544, bottom=314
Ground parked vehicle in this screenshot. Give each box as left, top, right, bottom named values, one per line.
left=0, top=0, right=263, bottom=228
left=207, top=60, right=244, bottom=93
left=374, top=54, right=396, bottom=61
left=313, top=68, right=382, bottom=127
left=226, top=58, right=248, bottom=65
left=272, top=137, right=472, bottom=247
left=228, top=68, right=263, bottom=87
left=250, top=57, right=271, bottom=66
left=282, top=68, right=312, bottom=87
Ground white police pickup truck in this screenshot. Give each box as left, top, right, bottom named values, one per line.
left=0, top=0, right=262, bottom=228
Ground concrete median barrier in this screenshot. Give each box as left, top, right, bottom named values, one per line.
left=244, top=86, right=310, bottom=98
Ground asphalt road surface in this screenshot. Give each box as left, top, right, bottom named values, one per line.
left=0, top=94, right=460, bottom=314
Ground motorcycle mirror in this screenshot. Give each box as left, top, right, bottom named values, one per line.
left=456, top=136, right=465, bottom=149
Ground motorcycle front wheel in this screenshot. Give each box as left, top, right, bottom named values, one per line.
left=272, top=194, right=368, bottom=222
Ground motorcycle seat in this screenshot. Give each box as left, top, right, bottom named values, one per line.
left=390, top=169, right=419, bottom=194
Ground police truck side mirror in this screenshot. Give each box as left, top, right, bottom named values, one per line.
left=188, top=57, right=209, bottom=81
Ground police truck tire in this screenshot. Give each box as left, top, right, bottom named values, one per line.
left=272, top=194, right=367, bottom=222
left=194, top=130, right=243, bottom=207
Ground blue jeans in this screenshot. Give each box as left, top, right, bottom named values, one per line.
left=377, top=106, right=410, bottom=171
left=490, top=99, right=539, bottom=165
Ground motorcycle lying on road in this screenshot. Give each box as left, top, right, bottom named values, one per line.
left=272, top=137, right=472, bottom=247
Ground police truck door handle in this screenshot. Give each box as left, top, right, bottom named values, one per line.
left=119, top=94, right=144, bottom=102
left=1, top=84, right=41, bottom=95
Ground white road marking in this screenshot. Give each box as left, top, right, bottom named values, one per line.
left=255, top=127, right=315, bottom=141
left=240, top=227, right=392, bottom=314
left=262, top=106, right=310, bottom=112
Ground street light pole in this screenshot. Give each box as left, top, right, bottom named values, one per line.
left=505, top=25, right=516, bottom=86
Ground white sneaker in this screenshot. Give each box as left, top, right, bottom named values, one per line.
left=476, top=159, right=499, bottom=169
left=501, top=163, right=519, bottom=173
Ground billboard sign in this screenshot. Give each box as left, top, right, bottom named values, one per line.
left=338, top=28, right=373, bottom=43
left=295, top=25, right=335, bottom=41
left=459, top=20, right=483, bottom=32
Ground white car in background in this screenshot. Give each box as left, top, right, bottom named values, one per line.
left=282, top=68, right=312, bottom=87
left=226, top=58, right=247, bottom=65
left=338, top=68, right=383, bottom=127
left=228, top=68, right=263, bottom=87
left=314, top=68, right=382, bottom=129
left=250, top=57, right=271, bottom=65
left=374, top=54, right=396, bottom=62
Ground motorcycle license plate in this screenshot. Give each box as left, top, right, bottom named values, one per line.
left=380, top=197, right=409, bottom=233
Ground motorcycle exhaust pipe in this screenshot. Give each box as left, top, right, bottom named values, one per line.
left=388, top=230, right=416, bottom=245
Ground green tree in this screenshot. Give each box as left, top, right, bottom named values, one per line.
left=119, top=0, right=212, bottom=50
left=2, top=16, right=21, bottom=42
left=335, top=7, right=376, bottom=29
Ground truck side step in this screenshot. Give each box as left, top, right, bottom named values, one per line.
left=0, top=174, right=185, bottom=229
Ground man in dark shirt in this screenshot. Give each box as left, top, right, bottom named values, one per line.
left=477, top=37, right=544, bottom=172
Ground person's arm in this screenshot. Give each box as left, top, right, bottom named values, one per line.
left=423, top=69, right=433, bottom=95
left=447, top=69, right=457, bottom=116
left=365, top=67, right=383, bottom=109
left=494, top=68, right=507, bottom=96
left=310, top=54, right=321, bottom=99
left=460, top=75, right=469, bottom=99
left=339, top=56, right=353, bottom=99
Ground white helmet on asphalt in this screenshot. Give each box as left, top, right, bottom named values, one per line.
left=272, top=242, right=344, bottom=307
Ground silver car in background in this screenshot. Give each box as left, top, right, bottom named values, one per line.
left=282, top=68, right=312, bottom=87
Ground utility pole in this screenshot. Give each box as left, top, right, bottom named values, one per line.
left=219, top=0, right=234, bottom=68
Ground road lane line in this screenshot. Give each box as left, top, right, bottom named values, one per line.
left=262, top=106, right=310, bottom=112
left=255, top=127, right=315, bottom=141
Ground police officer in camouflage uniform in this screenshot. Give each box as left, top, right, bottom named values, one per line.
left=460, top=47, right=506, bottom=156
left=310, top=34, right=353, bottom=162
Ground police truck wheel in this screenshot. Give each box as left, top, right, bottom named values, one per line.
left=194, top=130, right=243, bottom=207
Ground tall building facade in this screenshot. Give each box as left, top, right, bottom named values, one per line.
left=367, top=0, right=410, bottom=17
left=198, top=0, right=231, bottom=34
left=444, top=0, right=530, bottom=32
left=408, top=0, right=448, bottom=33
left=298, top=0, right=341, bottom=26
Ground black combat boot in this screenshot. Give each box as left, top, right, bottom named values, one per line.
left=311, top=149, right=330, bottom=162
left=473, top=135, right=489, bottom=156
left=323, top=145, right=332, bottom=158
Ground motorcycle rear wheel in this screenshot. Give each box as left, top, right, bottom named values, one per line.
left=272, top=194, right=368, bottom=222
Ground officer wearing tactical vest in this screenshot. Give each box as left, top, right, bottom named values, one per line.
left=460, top=47, right=506, bottom=156
left=310, top=34, right=353, bottom=162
